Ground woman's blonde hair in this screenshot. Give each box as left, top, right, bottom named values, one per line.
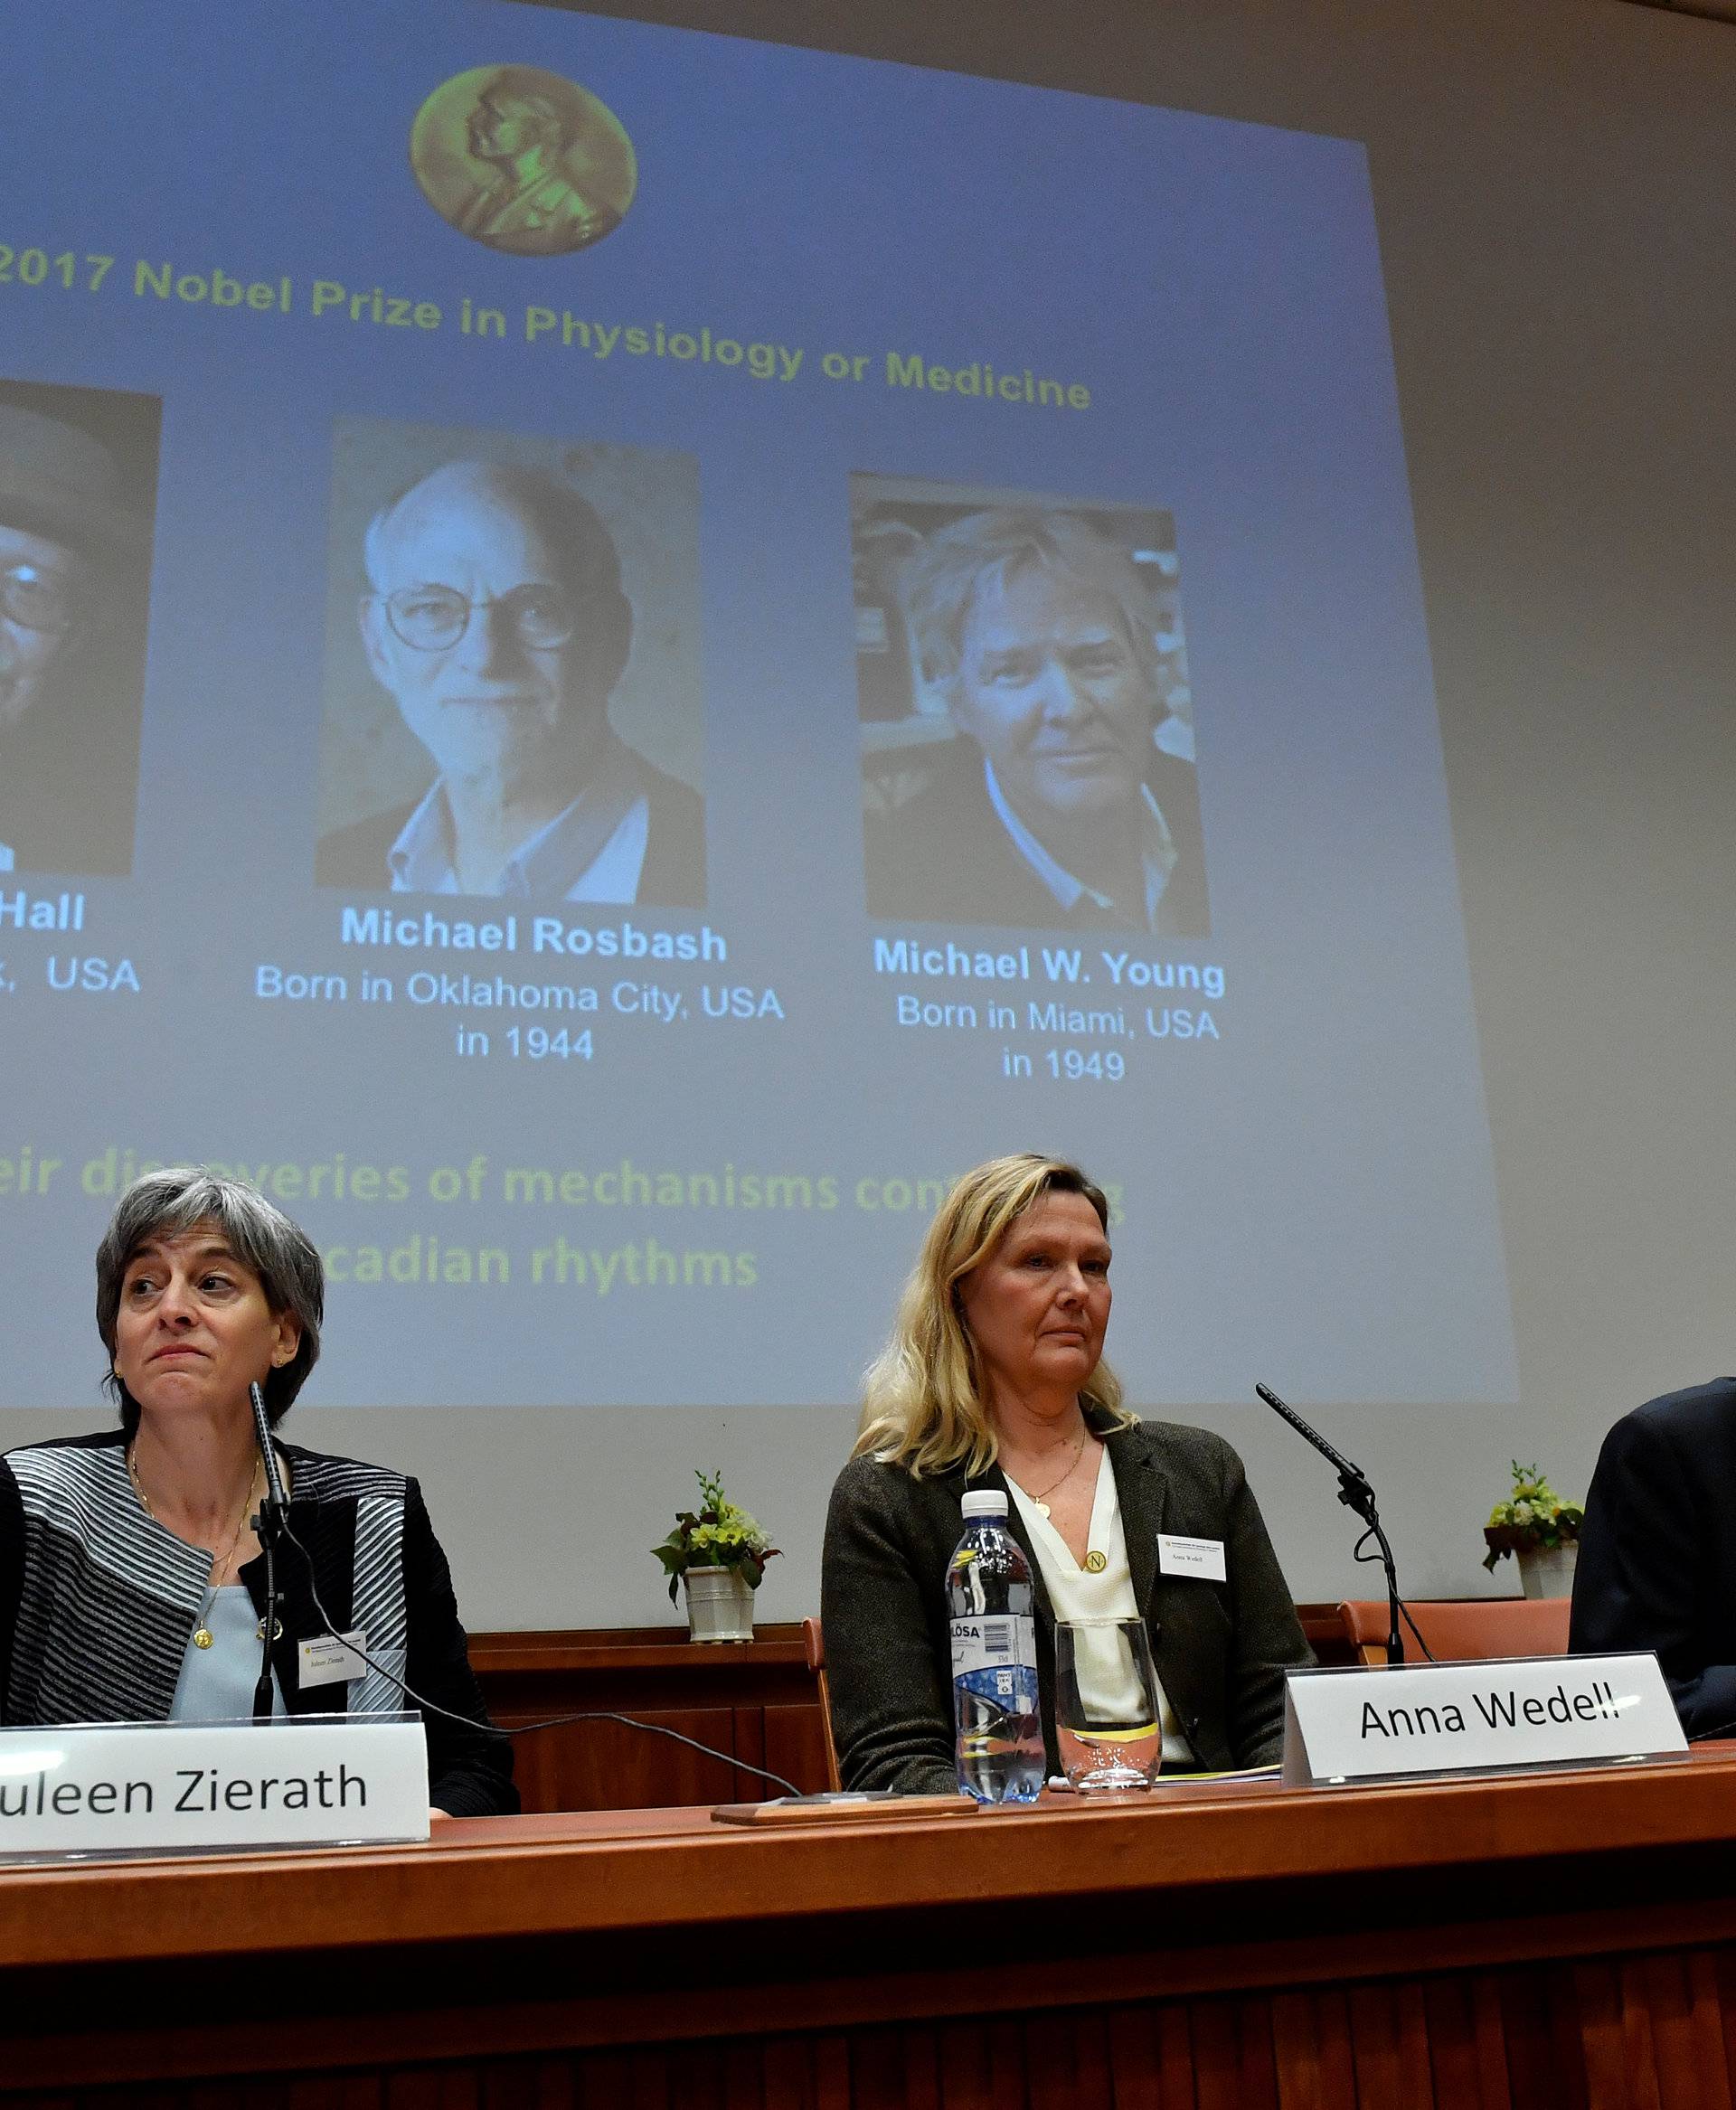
left=854, top=1153, right=1133, bottom=1477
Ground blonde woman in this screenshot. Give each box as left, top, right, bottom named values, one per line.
left=821, top=1154, right=1310, bottom=1792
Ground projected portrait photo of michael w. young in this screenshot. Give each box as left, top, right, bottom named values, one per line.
left=854, top=475, right=1208, bottom=938
left=0, top=374, right=159, bottom=880
left=314, top=419, right=705, bottom=908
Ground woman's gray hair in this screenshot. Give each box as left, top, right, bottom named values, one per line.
left=96, top=1167, right=324, bottom=1436
left=899, top=508, right=1164, bottom=698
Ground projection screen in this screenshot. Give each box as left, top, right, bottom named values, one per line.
left=0, top=0, right=1514, bottom=1416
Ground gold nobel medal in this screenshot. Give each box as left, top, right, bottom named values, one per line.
left=1083, top=1550, right=1108, bottom=1574
left=411, top=65, right=637, bottom=257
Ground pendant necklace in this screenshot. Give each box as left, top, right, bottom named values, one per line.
left=127, top=1448, right=260, bottom=1650
left=1011, top=1429, right=1109, bottom=1571
left=1014, top=1427, right=1086, bottom=1519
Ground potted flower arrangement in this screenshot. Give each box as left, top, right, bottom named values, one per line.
left=652, top=1469, right=781, bottom=1643
left=1482, top=1460, right=1585, bottom=1600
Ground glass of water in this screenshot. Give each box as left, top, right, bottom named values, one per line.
left=1054, top=1619, right=1165, bottom=1791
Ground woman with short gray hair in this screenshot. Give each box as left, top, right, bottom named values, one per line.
left=0, top=1168, right=514, bottom=1818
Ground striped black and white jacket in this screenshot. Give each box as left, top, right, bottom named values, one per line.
left=0, top=1430, right=516, bottom=1816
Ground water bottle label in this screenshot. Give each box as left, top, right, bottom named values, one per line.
left=949, top=1614, right=1035, bottom=1676
left=955, top=1662, right=1040, bottom=1712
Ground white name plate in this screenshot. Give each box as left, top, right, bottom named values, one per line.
left=1281, top=1651, right=1687, bottom=1786
left=0, top=1713, right=430, bottom=1859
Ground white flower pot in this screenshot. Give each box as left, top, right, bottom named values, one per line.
left=684, top=1566, right=756, bottom=1643
left=1515, top=1542, right=1579, bottom=1601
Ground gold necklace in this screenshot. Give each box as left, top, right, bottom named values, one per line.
left=127, top=1448, right=260, bottom=1650
left=1010, top=1428, right=1086, bottom=1518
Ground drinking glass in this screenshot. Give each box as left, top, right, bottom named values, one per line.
left=1054, top=1619, right=1165, bottom=1790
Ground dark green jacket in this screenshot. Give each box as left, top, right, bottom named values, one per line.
left=821, top=1415, right=1312, bottom=1792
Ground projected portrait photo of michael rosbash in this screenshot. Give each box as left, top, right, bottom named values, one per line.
left=315, top=419, right=705, bottom=909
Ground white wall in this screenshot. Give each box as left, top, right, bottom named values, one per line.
left=7, top=0, right=1734, bottom=1627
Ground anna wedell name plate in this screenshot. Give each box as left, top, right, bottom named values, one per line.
left=1281, top=1651, right=1687, bottom=1786
left=0, top=1716, right=429, bottom=1857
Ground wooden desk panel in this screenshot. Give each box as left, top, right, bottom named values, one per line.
left=5, top=1751, right=1736, bottom=2105
left=470, top=1623, right=834, bottom=1808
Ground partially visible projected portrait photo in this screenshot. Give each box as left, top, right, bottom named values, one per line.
left=854, top=474, right=1209, bottom=937
left=410, top=64, right=637, bottom=257
left=0, top=374, right=159, bottom=879
left=315, top=417, right=704, bottom=908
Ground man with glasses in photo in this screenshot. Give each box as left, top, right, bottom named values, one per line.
left=0, top=396, right=152, bottom=877
left=316, top=460, right=705, bottom=904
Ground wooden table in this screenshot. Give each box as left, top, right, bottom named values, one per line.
left=5, top=1748, right=1736, bottom=2105
left=465, top=1610, right=1358, bottom=1813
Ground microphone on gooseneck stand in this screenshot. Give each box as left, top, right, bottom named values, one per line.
left=248, top=1380, right=288, bottom=1720
left=1255, top=1381, right=1431, bottom=1667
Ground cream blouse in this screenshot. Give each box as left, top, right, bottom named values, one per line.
left=1005, top=1448, right=1194, bottom=1763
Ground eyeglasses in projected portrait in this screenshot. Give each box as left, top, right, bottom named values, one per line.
left=0, top=377, right=158, bottom=880
left=854, top=479, right=1209, bottom=937
left=410, top=64, right=637, bottom=258
left=315, top=424, right=704, bottom=907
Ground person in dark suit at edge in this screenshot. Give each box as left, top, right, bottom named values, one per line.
left=1571, top=1380, right=1736, bottom=1739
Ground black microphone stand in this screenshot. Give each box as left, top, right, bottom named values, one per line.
left=1256, top=1382, right=1404, bottom=1665
left=249, top=1380, right=288, bottom=1719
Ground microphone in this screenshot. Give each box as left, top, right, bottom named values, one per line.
left=1254, top=1383, right=1377, bottom=1503
left=250, top=1380, right=288, bottom=1513
left=1255, top=1381, right=1416, bottom=1667
left=248, top=1380, right=288, bottom=1720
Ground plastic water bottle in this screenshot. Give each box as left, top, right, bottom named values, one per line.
left=947, top=1488, right=1044, bottom=1804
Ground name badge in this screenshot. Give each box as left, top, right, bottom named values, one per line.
left=1157, top=1533, right=1227, bottom=1581
left=299, top=1630, right=367, bottom=1691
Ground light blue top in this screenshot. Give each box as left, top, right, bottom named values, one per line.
left=168, top=1585, right=286, bottom=1720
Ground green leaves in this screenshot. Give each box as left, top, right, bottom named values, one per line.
left=1481, top=1458, right=1585, bottom=1570
left=651, top=1467, right=783, bottom=1604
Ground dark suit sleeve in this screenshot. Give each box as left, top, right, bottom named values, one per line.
left=314, top=803, right=414, bottom=892
left=821, top=1458, right=958, bottom=1795
left=1570, top=1410, right=1736, bottom=1738
left=634, top=765, right=707, bottom=909
left=1217, top=1446, right=1315, bottom=1767
left=1146, top=751, right=1211, bottom=940
left=401, top=1483, right=518, bottom=1816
